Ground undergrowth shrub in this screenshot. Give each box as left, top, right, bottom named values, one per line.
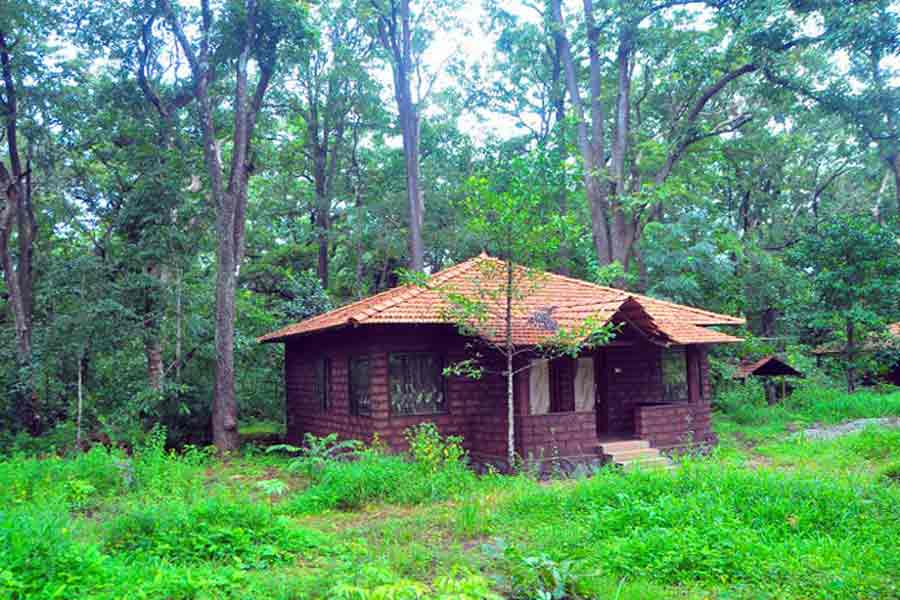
left=486, top=460, right=900, bottom=598
left=130, top=424, right=212, bottom=499
left=716, top=384, right=900, bottom=431
left=0, top=506, right=108, bottom=598
left=0, top=505, right=262, bottom=599
left=328, top=565, right=502, bottom=600
left=284, top=424, right=476, bottom=514
left=785, top=385, right=900, bottom=422
left=839, top=427, right=900, bottom=461
left=104, top=496, right=331, bottom=568
left=267, top=432, right=363, bottom=477
left=0, top=446, right=127, bottom=508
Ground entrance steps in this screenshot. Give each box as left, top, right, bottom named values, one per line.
left=596, top=439, right=673, bottom=471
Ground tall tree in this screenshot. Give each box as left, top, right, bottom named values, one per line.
left=549, top=0, right=813, bottom=273
left=294, top=0, right=376, bottom=288
left=789, top=215, right=900, bottom=392
left=0, top=12, right=44, bottom=432
left=369, top=0, right=459, bottom=271
left=157, top=0, right=308, bottom=451
left=766, top=0, right=899, bottom=216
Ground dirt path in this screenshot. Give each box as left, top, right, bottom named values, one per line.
left=793, top=417, right=900, bottom=441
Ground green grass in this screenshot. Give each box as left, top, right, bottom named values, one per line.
left=714, top=383, right=900, bottom=445
left=2, top=388, right=899, bottom=599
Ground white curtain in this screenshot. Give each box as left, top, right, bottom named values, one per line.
left=574, top=357, right=595, bottom=412
left=529, top=359, right=550, bottom=415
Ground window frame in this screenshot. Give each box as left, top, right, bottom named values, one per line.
left=387, top=351, right=448, bottom=416
left=548, top=357, right=576, bottom=413
left=661, top=347, right=689, bottom=403
left=313, top=357, right=331, bottom=413
left=348, top=355, right=372, bottom=417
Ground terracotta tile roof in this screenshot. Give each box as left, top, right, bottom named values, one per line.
left=733, top=355, right=804, bottom=379
left=259, top=254, right=744, bottom=346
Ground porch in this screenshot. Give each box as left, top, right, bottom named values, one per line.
left=514, top=339, right=713, bottom=464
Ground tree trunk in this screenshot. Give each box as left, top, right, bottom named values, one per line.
left=175, top=267, right=183, bottom=383
left=160, top=0, right=276, bottom=452
left=76, top=349, right=85, bottom=448
left=144, top=263, right=167, bottom=392
left=399, top=77, right=424, bottom=272
left=314, top=159, right=331, bottom=289
left=845, top=318, right=856, bottom=394
left=378, top=0, right=425, bottom=272
left=505, top=258, right=515, bottom=469
left=891, top=153, right=900, bottom=216
left=551, top=0, right=613, bottom=267
left=764, top=381, right=778, bottom=406
left=213, top=195, right=240, bottom=450
left=0, top=31, right=38, bottom=433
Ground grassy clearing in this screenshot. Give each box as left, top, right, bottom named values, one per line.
left=714, top=382, right=900, bottom=445
left=2, top=388, right=899, bottom=599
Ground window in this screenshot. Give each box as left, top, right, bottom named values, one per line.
left=313, top=357, right=331, bottom=412
left=530, top=357, right=587, bottom=414
left=549, top=358, right=575, bottom=413
left=349, top=356, right=371, bottom=416
left=389, top=352, right=446, bottom=415
left=661, top=348, right=688, bottom=402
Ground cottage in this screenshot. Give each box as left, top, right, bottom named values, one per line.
left=259, top=255, right=744, bottom=468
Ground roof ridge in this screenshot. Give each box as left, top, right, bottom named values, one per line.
left=536, top=269, right=744, bottom=325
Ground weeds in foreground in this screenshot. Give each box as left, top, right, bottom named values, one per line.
left=281, top=426, right=478, bottom=514
left=2, top=409, right=900, bottom=599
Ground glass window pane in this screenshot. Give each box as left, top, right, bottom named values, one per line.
left=349, top=357, right=370, bottom=416
left=661, top=348, right=688, bottom=402
left=313, top=358, right=330, bottom=413
left=389, top=352, right=445, bottom=415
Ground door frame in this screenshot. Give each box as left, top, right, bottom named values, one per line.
left=594, top=349, right=609, bottom=435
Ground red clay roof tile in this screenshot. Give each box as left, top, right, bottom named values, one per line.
left=259, top=254, right=744, bottom=346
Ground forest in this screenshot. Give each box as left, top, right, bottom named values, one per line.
left=1, top=0, right=899, bottom=450
left=3, top=1, right=900, bottom=599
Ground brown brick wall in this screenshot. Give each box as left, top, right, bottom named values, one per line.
left=283, top=324, right=716, bottom=463
left=284, top=325, right=511, bottom=460
left=632, top=346, right=714, bottom=449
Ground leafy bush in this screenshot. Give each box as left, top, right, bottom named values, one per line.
left=486, top=461, right=900, bottom=598
left=328, top=565, right=502, bottom=600
left=130, top=424, right=212, bottom=499
left=284, top=426, right=477, bottom=514
left=267, top=432, right=363, bottom=477
left=879, top=460, right=900, bottom=484
left=0, top=446, right=128, bottom=508
left=483, top=539, right=579, bottom=600
left=104, top=496, right=331, bottom=568
left=405, top=422, right=467, bottom=473
left=0, top=505, right=263, bottom=599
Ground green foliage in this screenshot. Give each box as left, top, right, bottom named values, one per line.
left=483, top=461, right=900, bottom=598
left=268, top=432, right=363, bottom=477
left=285, top=426, right=476, bottom=514
left=404, top=422, right=467, bottom=474
left=715, top=384, right=900, bottom=441
left=483, top=540, right=579, bottom=600
left=104, top=497, right=330, bottom=568
left=329, top=566, right=502, bottom=600
left=255, top=478, right=289, bottom=498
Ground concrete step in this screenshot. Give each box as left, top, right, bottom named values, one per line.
left=596, top=439, right=650, bottom=454
left=605, top=447, right=660, bottom=462
left=617, top=456, right=673, bottom=471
